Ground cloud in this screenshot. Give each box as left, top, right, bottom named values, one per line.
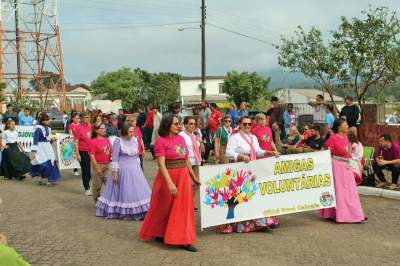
left=58, top=0, right=400, bottom=84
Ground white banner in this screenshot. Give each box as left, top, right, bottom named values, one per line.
left=16, top=125, right=35, bottom=152
left=55, top=133, right=81, bottom=170
left=199, top=150, right=336, bottom=229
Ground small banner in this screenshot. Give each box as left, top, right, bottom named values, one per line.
left=55, top=133, right=81, bottom=170
left=199, top=150, right=336, bottom=229
left=15, top=126, right=35, bottom=152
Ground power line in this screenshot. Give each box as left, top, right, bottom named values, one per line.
left=207, top=23, right=275, bottom=46
left=61, top=21, right=200, bottom=32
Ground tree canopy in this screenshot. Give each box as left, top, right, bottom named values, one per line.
left=276, top=6, right=400, bottom=118
left=222, top=71, right=271, bottom=109
left=90, top=68, right=180, bottom=111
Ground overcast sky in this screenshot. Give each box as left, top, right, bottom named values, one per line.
left=57, top=0, right=400, bottom=85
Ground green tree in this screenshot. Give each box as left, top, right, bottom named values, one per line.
left=332, top=6, right=400, bottom=117
left=222, top=71, right=271, bottom=108
left=275, top=26, right=342, bottom=111
left=91, top=68, right=180, bottom=111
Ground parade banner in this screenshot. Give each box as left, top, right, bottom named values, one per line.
left=55, top=133, right=81, bottom=170
left=200, top=150, right=336, bottom=229
left=16, top=126, right=35, bottom=152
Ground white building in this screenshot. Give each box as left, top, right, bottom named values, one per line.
left=179, top=76, right=227, bottom=116
left=275, top=88, right=344, bottom=104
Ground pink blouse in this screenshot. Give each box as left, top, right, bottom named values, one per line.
left=251, top=125, right=273, bottom=152
left=154, top=135, right=189, bottom=160
left=325, top=133, right=351, bottom=159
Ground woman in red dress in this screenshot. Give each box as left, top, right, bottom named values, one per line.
left=138, top=114, right=200, bottom=252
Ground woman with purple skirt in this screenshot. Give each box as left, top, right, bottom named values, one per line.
left=96, top=123, right=151, bottom=220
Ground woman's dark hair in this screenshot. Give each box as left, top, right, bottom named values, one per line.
left=238, top=115, right=252, bottom=124
left=39, top=113, right=50, bottom=126
left=92, top=114, right=102, bottom=124
left=4, top=119, right=15, bottom=130
left=332, top=118, right=346, bottom=134
left=348, top=130, right=359, bottom=144
left=35, top=111, right=42, bottom=120
left=91, top=122, right=104, bottom=139
left=326, top=104, right=334, bottom=113
left=120, top=122, right=133, bottom=137
left=209, top=102, right=217, bottom=109
left=69, top=112, right=78, bottom=123
left=158, top=114, right=177, bottom=137
left=183, top=116, right=195, bottom=125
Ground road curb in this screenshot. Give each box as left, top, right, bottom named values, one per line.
left=358, top=186, right=400, bottom=200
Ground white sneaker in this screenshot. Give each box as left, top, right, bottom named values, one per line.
left=85, top=190, right=92, bottom=196
left=74, top=171, right=80, bottom=176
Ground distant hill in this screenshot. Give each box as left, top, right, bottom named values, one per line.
left=259, top=68, right=315, bottom=90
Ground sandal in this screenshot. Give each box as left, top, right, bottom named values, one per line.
left=376, top=182, right=387, bottom=188
left=387, top=184, right=399, bottom=190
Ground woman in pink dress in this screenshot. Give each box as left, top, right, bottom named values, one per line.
left=320, top=118, right=366, bottom=223
left=139, top=114, right=200, bottom=252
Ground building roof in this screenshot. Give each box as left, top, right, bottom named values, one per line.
left=180, top=76, right=225, bottom=81
left=65, top=83, right=90, bottom=92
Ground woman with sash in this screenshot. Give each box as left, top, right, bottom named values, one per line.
left=220, top=116, right=278, bottom=233
left=139, top=114, right=200, bottom=252
left=320, top=118, right=366, bottom=223
left=214, top=115, right=233, bottom=164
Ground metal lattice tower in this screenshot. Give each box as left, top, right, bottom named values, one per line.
left=0, top=0, right=66, bottom=111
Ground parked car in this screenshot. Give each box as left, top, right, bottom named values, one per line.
left=385, top=115, right=400, bottom=125
left=47, top=111, right=64, bottom=130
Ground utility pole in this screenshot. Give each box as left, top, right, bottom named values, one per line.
left=14, top=0, right=23, bottom=105
left=201, top=0, right=206, bottom=101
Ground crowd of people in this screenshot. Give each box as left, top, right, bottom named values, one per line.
left=1, top=94, right=399, bottom=254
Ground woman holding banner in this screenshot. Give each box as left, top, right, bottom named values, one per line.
left=1, top=119, right=30, bottom=180
left=96, top=123, right=151, bottom=220
left=139, top=114, right=200, bottom=252
left=221, top=116, right=279, bottom=233
left=30, top=113, right=61, bottom=186
left=320, top=118, right=366, bottom=223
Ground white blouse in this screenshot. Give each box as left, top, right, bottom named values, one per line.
left=2, top=130, right=18, bottom=144
left=226, top=132, right=266, bottom=161
left=179, top=131, right=201, bottom=166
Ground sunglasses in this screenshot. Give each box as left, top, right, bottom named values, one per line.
left=242, top=122, right=252, bottom=127
left=224, top=120, right=232, bottom=122
left=172, top=122, right=180, bottom=126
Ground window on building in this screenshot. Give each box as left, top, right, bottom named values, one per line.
left=219, top=83, right=224, bottom=94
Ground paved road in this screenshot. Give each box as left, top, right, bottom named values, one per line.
left=0, top=154, right=399, bottom=266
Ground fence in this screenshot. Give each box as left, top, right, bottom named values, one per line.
left=376, top=102, right=400, bottom=125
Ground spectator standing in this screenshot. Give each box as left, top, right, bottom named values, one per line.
left=227, top=103, right=238, bottom=128
left=18, top=108, right=34, bottom=126
left=283, top=103, right=298, bottom=136
left=117, top=109, right=126, bottom=131
left=266, top=96, right=284, bottom=139
left=208, top=103, right=223, bottom=139
left=308, top=94, right=326, bottom=126
left=136, top=106, right=147, bottom=128
left=74, top=112, right=93, bottom=196
left=373, top=134, right=400, bottom=190
left=143, top=107, right=155, bottom=150
left=105, top=114, right=118, bottom=137
left=325, top=104, right=335, bottom=129
left=199, top=100, right=211, bottom=142
left=2, top=104, right=18, bottom=124
left=340, top=96, right=360, bottom=129
left=150, top=108, right=162, bottom=159
left=126, top=116, right=145, bottom=169
left=214, top=115, right=233, bottom=164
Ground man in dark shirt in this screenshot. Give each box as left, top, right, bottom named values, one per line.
left=117, top=109, right=126, bottom=130
left=339, top=96, right=360, bottom=128
left=266, top=96, right=284, bottom=140
left=105, top=114, right=118, bottom=137
left=2, top=104, right=18, bottom=124
left=136, top=106, right=146, bottom=128
left=304, top=125, right=324, bottom=151
left=373, top=134, right=400, bottom=190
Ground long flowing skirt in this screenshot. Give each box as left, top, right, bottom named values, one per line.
left=320, top=159, right=365, bottom=223
left=1, top=143, right=30, bottom=179
left=138, top=167, right=196, bottom=245
left=30, top=160, right=61, bottom=182
left=96, top=155, right=151, bottom=220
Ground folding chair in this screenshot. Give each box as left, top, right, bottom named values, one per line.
left=362, top=146, right=380, bottom=186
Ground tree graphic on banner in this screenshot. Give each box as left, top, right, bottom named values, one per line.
left=203, top=168, right=257, bottom=219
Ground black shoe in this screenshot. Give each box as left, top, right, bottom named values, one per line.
left=180, top=245, right=197, bottom=252
left=269, top=223, right=280, bottom=229
left=194, top=207, right=198, bottom=212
